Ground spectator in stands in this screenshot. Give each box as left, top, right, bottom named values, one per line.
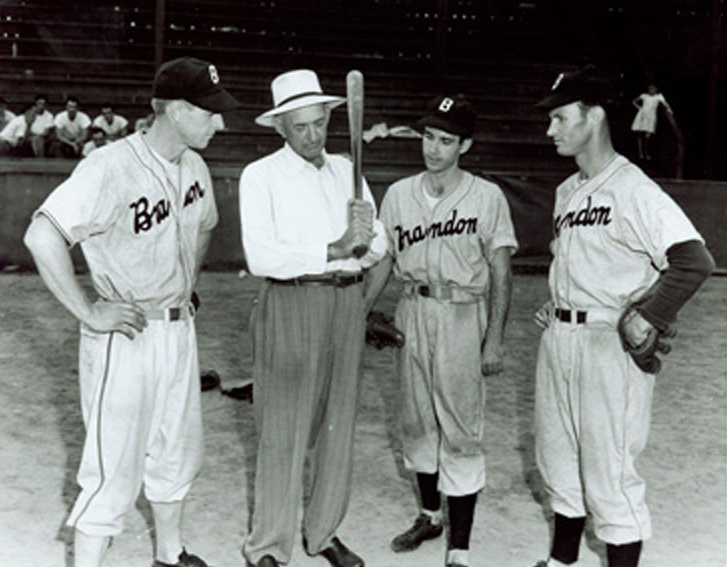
left=52, top=96, right=92, bottom=158
left=29, top=94, right=55, bottom=157
left=631, top=84, right=674, bottom=161
left=82, top=126, right=107, bottom=157
left=0, top=105, right=38, bottom=156
left=92, top=104, right=128, bottom=141
left=0, top=96, right=16, bottom=131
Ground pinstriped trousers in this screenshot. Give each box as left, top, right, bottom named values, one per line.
left=243, top=280, right=366, bottom=565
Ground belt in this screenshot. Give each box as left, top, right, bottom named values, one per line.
left=553, top=307, right=621, bottom=325
left=554, top=308, right=587, bottom=324
left=145, top=304, right=194, bottom=321
left=404, top=282, right=480, bottom=303
left=266, top=273, right=365, bottom=288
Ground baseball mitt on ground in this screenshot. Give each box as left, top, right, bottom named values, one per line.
left=366, top=310, right=405, bottom=350
left=618, top=305, right=676, bottom=374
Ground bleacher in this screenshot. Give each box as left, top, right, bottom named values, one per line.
left=0, top=0, right=722, bottom=188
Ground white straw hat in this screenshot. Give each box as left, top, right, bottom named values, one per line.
left=255, top=69, right=345, bottom=127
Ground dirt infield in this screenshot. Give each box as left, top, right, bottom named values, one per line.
left=0, top=272, right=724, bottom=567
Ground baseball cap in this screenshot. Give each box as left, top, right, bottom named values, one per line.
left=416, top=94, right=476, bottom=138
left=535, top=65, right=615, bottom=111
left=152, top=57, right=241, bottom=113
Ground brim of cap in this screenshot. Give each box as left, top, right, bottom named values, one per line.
left=255, top=95, right=345, bottom=127
left=416, top=115, right=473, bottom=137
left=534, top=93, right=581, bottom=111
left=188, top=88, right=242, bottom=113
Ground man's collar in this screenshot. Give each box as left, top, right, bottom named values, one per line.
left=282, top=142, right=329, bottom=172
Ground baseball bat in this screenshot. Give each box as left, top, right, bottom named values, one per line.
left=346, top=69, right=368, bottom=258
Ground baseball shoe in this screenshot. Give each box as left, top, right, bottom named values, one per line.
left=245, top=555, right=279, bottom=567
left=152, top=548, right=210, bottom=567
left=390, top=514, right=444, bottom=552
left=529, top=562, right=549, bottom=567
left=305, top=536, right=364, bottom=567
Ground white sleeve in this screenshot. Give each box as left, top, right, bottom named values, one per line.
left=239, top=164, right=328, bottom=278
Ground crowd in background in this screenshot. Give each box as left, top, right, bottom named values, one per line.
left=0, top=95, right=154, bottom=160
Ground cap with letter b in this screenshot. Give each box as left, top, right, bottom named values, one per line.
left=416, top=94, right=476, bottom=138
left=152, top=57, right=241, bottom=113
left=535, top=64, right=616, bottom=112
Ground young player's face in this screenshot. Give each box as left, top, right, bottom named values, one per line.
left=546, top=102, right=593, bottom=157
left=174, top=102, right=225, bottom=150
left=276, top=104, right=330, bottom=167
left=421, top=126, right=470, bottom=173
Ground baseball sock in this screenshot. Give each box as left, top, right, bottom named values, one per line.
left=447, top=492, right=477, bottom=550
left=417, top=472, right=441, bottom=520
left=550, top=513, right=586, bottom=564
left=606, top=541, right=642, bottom=567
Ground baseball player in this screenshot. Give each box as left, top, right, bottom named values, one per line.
left=364, top=94, right=518, bottom=567
left=528, top=66, right=714, bottom=567
left=23, top=57, right=240, bottom=567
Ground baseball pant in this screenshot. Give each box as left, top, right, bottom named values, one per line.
left=243, top=281, right=365, bottom=565
left=68, top=318, right=203, bottom=536
left=535, top=317, right=654, bottom=544
left=395, top=295, right=487, bottom=497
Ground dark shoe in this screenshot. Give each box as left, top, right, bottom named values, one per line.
left=528, top=562, right=548, bottom=567
left=245, top=555, right=279, bottom=567
left=152, top=548, right=210, bottom=567
left=313, top=537, right=364, bottom=567
left=391, top=514, right=443, bottom=552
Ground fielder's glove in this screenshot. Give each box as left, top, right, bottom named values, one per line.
left=618, top=304, right=676, bottom=374
left=365, top=310, right=405, bottom=350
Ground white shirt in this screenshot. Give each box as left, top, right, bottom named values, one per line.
left=31, top=110, right=54, bottom=135
left=93, top=114, right=129, bottom=138
left=54, top=110, right=91, bottom=141
left=239, top=143, right=387, bottom=279
left=0, top=109, right=16, bottom=130
left=0, top=114, right=27, bottom=144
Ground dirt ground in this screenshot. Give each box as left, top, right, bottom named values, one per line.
left=0, top=272, right=725, bottom=567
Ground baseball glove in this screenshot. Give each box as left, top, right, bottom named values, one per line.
left=366, top=310, right=405, bottom=350
left=618, top=305, right=676, bottom=374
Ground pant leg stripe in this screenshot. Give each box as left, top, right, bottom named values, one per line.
left=71, top=333, right=115, bottom=528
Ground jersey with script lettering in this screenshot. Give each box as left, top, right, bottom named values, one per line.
left=380, top=171, right=518, bottom=292
left=35, top=132, right=218, bottom=309
left=549, top=154, right=702, bottom=310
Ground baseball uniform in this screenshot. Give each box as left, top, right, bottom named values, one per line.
left=535, top=154, right=704, bottom=544
left=380, top=170, right=518, bottom=496
left=35, top=131, right=217, bottom=536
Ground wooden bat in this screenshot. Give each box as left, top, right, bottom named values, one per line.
left=347, top=69, right=368, bottom=258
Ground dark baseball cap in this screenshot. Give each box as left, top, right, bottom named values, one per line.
left=535, top=65, right=615, bottom=111
left=416, top=94, right=476, bottom=138
left=152, top=57, right=241, bottom=113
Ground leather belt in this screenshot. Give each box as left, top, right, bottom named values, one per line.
left=267, top=273, right=365, bottom=288
left=554, top=308, right=587, bottom=324
left=404, top=282, right=480, bottom=303
left=145, top=305, right=194, bottom=321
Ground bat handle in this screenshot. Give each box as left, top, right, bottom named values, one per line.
left=353, top=244, right=368, bottom=258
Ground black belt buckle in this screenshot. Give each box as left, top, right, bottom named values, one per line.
left=418, top=285, right=431, bottom=297
left=168, top=307, right=181, bottom=321
left=555, top=308, right=586, bottom=324
left=333, top=274, right=363, bottom=287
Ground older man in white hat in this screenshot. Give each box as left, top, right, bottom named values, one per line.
left=239, top=69, right=387, bottom=567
